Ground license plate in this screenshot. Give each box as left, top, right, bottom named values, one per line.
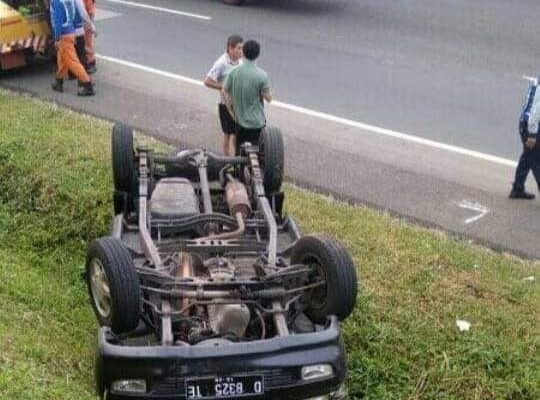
left=185, top=374, right=264, bottom=399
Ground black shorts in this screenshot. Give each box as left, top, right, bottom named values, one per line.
left=236, top=125, right=263, bottom=151
left=219, top=104, right=236, bottom=135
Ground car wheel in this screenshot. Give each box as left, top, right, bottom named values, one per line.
left=291, top=234, right=358, bottom=323
left=113, top=190, right=128, bottom=216
left=111, top=122, right=137, bottom=214
left=86, top=237, right=140, bottom=333
left=258, top=125, right=284, bottom=193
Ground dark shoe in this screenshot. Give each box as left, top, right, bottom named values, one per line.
left=86, top=61, right=97, bottom=74
left=77, top=81, right=95, bottom=96
left=509, top=190, right=535, bottom=199
left=51, top=79, right=63, bottom=92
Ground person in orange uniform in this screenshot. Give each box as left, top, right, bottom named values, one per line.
left=74, top=0, right=96, bottom=71
left=50, top=0, right=95, bottom=96
left=84, top=0, right=97, bottom=73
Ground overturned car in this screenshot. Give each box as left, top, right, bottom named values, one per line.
left=85, top=123, right=358, bottom=400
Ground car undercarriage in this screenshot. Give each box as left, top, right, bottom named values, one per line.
left=85, top=123, right=357, bottom=400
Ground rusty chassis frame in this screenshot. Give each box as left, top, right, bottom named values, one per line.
left=110, top=144, right=308, bottom=344
left=91, top=137, right=353, bottom=400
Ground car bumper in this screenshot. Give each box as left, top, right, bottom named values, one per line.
left=96, top=317, right=346, bottom=400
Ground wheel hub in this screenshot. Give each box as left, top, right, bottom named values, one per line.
left=89, top=258, right=112, bottom=319
left=306, top=257, right=328, bottom=310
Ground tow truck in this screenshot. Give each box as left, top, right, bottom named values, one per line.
left=0, top=0, right=51, bottom=71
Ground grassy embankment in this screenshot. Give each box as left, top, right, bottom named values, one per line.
left=0, top=90, right=538, bottom=400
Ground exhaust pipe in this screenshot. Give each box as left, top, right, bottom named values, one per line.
left=200, top=181, right=251, bottom=240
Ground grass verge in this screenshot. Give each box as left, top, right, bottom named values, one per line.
left=0, top=90, right=538, bottom=400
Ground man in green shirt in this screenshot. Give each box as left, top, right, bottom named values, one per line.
left=223, top=40, right=272, bottom=151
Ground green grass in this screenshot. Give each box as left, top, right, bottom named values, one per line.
left=0, top=90, right=538, bottom=400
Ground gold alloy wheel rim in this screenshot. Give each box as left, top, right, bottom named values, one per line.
left=89, top=258, right=112, bottom=319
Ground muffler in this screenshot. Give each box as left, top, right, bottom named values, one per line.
left=202, top=181, right=251, bottom=240
left=225, top=181, right=251, bottom=218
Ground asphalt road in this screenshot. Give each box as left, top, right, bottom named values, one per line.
left=95, top=0, right=539, bottom=159
left=2, top=0, right=539, bottom=258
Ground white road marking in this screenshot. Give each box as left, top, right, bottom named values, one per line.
left=522, top=75, right=538, bottom=84
left=97, top=54, right=204, bottom=86
left=94, top=8, right=122, bottom=21
left=272, top=101, right=516, bottom=167
left=95, top=53, right=517, bottom=167
left=100, top=0, right=212, bottom=20
left=458, top=200, right=490, bottom=225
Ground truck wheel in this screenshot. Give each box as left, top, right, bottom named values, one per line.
left=259, top=125, right=284, bottom=193
left=86, top=237, right=140, bottom=334
left=291, top=234, right=358, bottom=323
left=111, top=123, right=137, bottom=214
left=43, top=42, right=57, bottom=64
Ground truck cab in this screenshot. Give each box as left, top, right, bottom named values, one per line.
left=0, top=0, right=51, bottom=71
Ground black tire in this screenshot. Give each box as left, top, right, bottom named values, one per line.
left=259, top=125, right=284, bottom=193
left=111, top=123, right=137, bottom=213
left=86, top=237, right=140, bottom=334
left=291, top=234, right=357, bottom=323
left=43, top=41, right=57, bottom=64
left=113, top=190, right=127, bottom=216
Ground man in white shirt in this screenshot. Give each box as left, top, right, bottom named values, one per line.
left=204, top=35, right=243, bottom=155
